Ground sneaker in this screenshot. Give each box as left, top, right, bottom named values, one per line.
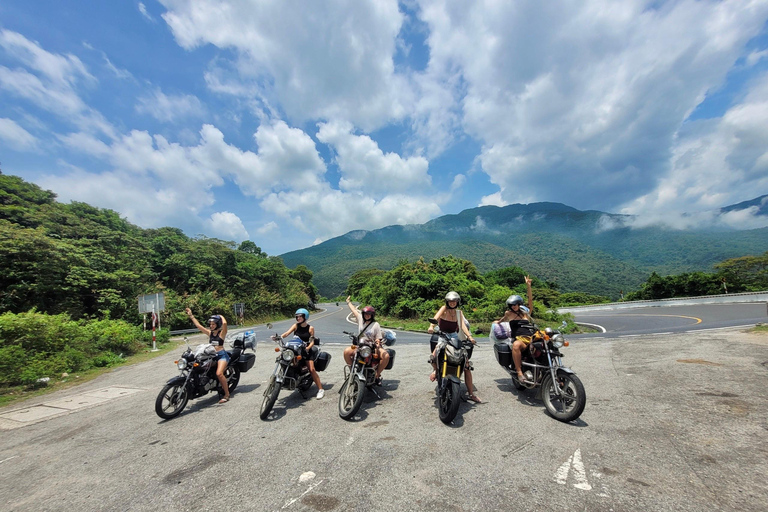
left=316, top=389, right=325, bottom=399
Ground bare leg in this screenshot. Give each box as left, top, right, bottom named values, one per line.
left=216, top=359, right=230, bottom=400
left=512, top=340, right=525, bottom=379
left=308, top=360, right=322, bottom=390
left=375, top=349, right=389, bottom=380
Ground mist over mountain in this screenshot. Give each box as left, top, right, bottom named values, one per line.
left=280, top=196, right=768, bottom=299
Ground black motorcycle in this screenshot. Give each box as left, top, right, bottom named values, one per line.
left=493, top=320, right=586, bottom=422
left=155, top=331, right=257, bottom=419
left=259, top=327, right=332, bottom=420
left=338, top=331, right=396, bottom=420
left=429, top=319, right=474, bottom=424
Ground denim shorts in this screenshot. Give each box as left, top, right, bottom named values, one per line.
left=216, top=350, right=231, bottom=363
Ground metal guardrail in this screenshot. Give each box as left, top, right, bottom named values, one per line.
left=168, top=328, right=201, bottom=336
left=558, top=290, right=768, bottom=313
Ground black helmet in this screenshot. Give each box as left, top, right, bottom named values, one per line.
left=506, top=295, right=524, bottom=309
left=445, top=291, right=461, bottom=308
left=207, top=315, right=222, bottom=330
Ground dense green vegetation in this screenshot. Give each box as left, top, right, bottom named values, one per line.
left=626, top=252, right=768, bottom=300
left=0, top=174, right=316, bottom=329
left=0, top=310, right=169, bottom=387
left=347, top=255, right=590, bottom=331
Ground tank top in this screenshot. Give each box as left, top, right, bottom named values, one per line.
left=209, top=330, right=224, bottom=346
left=295, top=323, right=311, bottom=342
left=438, top=317, right=459, bottom=333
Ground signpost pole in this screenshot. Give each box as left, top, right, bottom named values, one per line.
left=151, top=304, right=158, bottom=352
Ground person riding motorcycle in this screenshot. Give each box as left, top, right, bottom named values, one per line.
left=427, top=291, right=481, bottom=403
left=280, top=308, right=325, bottom=399
left=185, top=308, right=231, bottom=404
left=344, top=296, right=390, bottom=385
left=492, top=276, right=535, bottom=383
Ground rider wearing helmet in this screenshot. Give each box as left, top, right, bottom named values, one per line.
left=493, top=275, right=535, bottom=383
left=280, top=308, right=325, bottom=399
left=185, top=308, right=231, bottom=403
left=344, top=296, right=390, bottom=385
left=427, top=291, right=480, bottom=403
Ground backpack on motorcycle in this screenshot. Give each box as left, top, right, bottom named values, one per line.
left=313, top=351, right=332, bottom=371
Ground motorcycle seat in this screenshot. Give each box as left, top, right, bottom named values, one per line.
left=227, top=348, right=242, bottom=361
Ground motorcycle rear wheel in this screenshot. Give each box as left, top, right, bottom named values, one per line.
left=155, top=382, right=189, bottom=420
left=226, top=366, right=240, bottom=393
left=542, top=372, right=586, bottom=422
left=438, top=380, right=461, bottom=424
left=338, top=375, right=364, bottom=420
left=259, top=375, right=281, bottom=420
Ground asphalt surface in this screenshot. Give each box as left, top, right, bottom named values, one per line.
left=570, top=302, right=768, bottom=337
left=1, top=305, right=767, bottom=511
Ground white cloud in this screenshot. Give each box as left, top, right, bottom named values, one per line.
left=138, top=2, right=155, bottom=22
left=316, top=120, right=431, bottom=195
left=160, top=0, right=414, bottom=131
left=622, top=71, right=768, bottom=219
left=136, top=88, right=205, bottom=122
left=415, top=0, right=768, bottom=212
left=256, top=221, right=278, bottom=235
left=205, top=211, right=249, bottom=241
left=0, top=118, right=37, bottom=150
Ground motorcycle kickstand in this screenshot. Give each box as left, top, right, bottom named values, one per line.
left=370, top=386, right=381, bottom=400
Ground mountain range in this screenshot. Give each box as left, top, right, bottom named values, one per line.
left=280, top=196, right=768, bottom=299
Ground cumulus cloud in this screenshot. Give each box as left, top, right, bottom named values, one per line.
left=415, top=0, right=768, bottom=213
left=317, top=120, right=431, bottom=195
left=205, top=211, right=249, bottom=241
left=622, top=71, right=768, bottom=223
left=0, top=118, right=37, bottom=150
left=160, top=0, right=413, bottom=131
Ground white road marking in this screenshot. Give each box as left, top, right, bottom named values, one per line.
left=281, top=478, right=324, bottom=509
left=555, top=448, right=592, bottom=491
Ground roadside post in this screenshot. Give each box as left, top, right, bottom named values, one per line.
left=138, top=293, right=166, bottom=352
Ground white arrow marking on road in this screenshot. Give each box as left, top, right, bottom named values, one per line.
left=555, top=449, right=592, bottom=491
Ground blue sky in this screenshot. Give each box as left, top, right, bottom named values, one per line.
left=1, top=1, right=767, bottom=256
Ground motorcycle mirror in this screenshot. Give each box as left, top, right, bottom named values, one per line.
left=428, top=318, right=438, bottom=325
left=560, top=321, right=567, bottom=329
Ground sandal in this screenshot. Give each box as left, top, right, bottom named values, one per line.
left=374, top=376, right=383, bottom=386
left=429, top=371, right=437, bottom=382
left=467, top=394, right=483, bottom=404
left=218, top=397, right=229, bottom=404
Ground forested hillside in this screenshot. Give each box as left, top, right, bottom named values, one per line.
left=0, top=174, right=315, bottom=329
left=282, top=201, right=768, bottom=298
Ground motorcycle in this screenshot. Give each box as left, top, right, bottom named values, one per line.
left=259, top=324, right=332, bottom=420
left=338, top=330, right=396, bottom=420
left=492, top=320, right=586, bottom=422
left=429, top=319, right=474, bottom=424
left=155, top=330, right=257, bottom=420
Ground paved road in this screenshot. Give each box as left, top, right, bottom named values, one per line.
left=571, top=302, right=768, bottom=337
left=1, top=314, right=767, bottom=511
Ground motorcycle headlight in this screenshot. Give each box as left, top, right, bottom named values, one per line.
left=176, top=359, right=187, bottom=370
left=281, top=349, right=295, bottom=362
left=552, top=334, right=565, bottom=348
left=359, top=346, right=372, bottom=359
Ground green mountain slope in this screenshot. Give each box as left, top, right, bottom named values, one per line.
left=281, top=200, right=768, bottom=298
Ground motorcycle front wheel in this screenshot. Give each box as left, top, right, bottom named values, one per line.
left=542, top=372, right=586, bottom=422
left=338, top=375, right=364, bottom=420
left=155, top=382, right=189, bottom=420
left=438, top=379, right=461, bottom=424
left=259, top=375, right=281, bottom=420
